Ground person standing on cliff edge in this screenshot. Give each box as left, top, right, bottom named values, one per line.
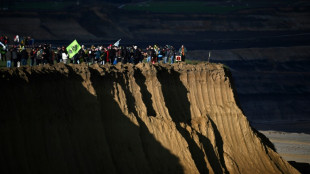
left=179, top=45, right=187, bottom=62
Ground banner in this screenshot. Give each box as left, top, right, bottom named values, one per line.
left=66, top=40, right=81, bottom=59
left=113, top=39, right=121, bottom=47
left=0, top=42, right=6, bottom=50
left=176, top=55, right=181, bottom=61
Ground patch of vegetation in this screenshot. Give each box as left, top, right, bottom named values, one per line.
left=185, top=59, right=203, bottom=65
left=222, top=64, right=231, bottom=70
left=0, top=61, right=6, bottom=68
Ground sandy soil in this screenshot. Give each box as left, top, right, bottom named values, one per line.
left=260, top=131, right=310, bottom=164
left=0, top=63, right=299, bottom=173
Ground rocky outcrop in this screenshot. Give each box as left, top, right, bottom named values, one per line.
left=0, top=63, right=299, bottom=173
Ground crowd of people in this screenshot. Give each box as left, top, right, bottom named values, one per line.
left=1, top=35, right=35, bottom=46
left=0, top=35, right=188, bottom=68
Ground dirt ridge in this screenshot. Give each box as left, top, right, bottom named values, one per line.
left=0, top=63, right=299, bottom=173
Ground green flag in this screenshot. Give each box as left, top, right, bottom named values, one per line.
left=66, top=40, right=81, bottom=59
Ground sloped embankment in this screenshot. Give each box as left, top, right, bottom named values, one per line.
left=0, top=63, right=299, bottom=174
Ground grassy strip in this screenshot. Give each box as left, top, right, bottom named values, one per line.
left=0, top=59, right=205, bottom=68
left=185, top=59, right=203, bottom=65
left=0, top=60, right=6, bottom=67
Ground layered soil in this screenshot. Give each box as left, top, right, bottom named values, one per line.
left=1, top=1, right=309, bottom=48
left=0, top=63, right=299, bottom=173
left=190, top=46, right=310, bottom=133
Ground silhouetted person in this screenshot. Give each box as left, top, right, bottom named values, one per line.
left=30, top=48, right=36, bottom=66
left=20, top=48, right=28, bottom=66
left=179, top=45, right=187, bottom=62
left=12, top=47, right=18, bottom=67
left=5, top=47, right=12, bottom=68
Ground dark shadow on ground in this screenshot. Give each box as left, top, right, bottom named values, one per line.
left=0, top=65, right=184, bottom=174
left=89, top=66, right=184, bottom=173
left=250, top=125, right=276, bottom=151
left=155, top=66, right=227, bottom=173
left=208, top=119, right=229, bottom=173
left=0, top=65, right=113, bottom=173
left=289, top=161, right=310, bottom=174
left=134, top=68, right=156, bottom=116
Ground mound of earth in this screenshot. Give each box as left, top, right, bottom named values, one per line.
left=0, top=63, right=299, bottom=173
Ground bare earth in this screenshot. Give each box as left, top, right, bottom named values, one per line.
left=260, top=131, right=310, bottom=164
left=0, top=63, right=299, bottom=173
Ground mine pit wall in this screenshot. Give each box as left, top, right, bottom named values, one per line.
left=0, top=63, right=298, bottom=174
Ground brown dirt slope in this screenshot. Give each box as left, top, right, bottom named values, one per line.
left=0, top=63, right=299, bottom=174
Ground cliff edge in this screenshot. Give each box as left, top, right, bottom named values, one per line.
left=0, top=63, right=299, bottom=174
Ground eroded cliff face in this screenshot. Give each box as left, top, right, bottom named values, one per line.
left=0, top=63, right=299, bottom=174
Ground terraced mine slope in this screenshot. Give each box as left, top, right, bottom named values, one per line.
left=0, top=63, right=299, bottom=173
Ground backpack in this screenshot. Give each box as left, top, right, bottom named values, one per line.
left=37, top=50, right=42, bottom=59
